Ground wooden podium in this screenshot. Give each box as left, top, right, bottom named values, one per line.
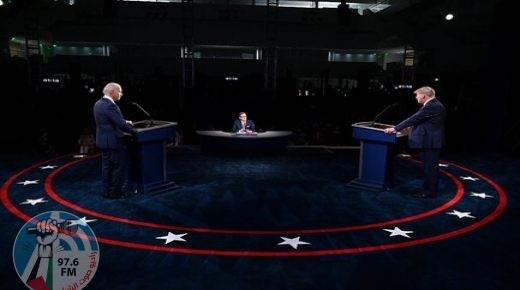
left=131, top=120, right=179, bottom=194
left=347, top=122, right=405, bottom=191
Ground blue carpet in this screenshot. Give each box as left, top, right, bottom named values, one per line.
left=1, top=148, right=519, bottom=290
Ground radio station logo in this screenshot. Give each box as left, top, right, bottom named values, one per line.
left=13, top=211, right=100, bottom=290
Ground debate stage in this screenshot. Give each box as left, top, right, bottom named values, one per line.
left=1, top=147, right=519, bottom=290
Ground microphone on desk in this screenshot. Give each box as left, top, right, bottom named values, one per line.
left=372, top=103, right=398, bottom=126
left=130, top=102, right=154, bottom=126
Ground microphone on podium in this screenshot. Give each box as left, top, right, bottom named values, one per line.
left=27, top=219, right=79, bottom=235
left=372, top=103, right=398, bottom=126
left=130, top=101, right=154, bottom=126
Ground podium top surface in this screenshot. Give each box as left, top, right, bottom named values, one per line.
left=352, top=122, right=406, bottom=137
left=353, top=122, right=393, bottom=130
left=133, top=120, right=177, bottom=132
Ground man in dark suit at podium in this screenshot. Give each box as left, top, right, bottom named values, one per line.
left=384, top=86, right=446, bottom=198
left=93, top=82, right=136, bottom=199
left=232, top=112, right=256, bottom=133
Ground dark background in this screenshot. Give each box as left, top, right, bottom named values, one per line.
left=0, top=0, right=517, bottom=155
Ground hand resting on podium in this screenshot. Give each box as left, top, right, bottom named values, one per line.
left=384, top=126, right=410, bottom=136
left=383, top=127, right=396, bottom=134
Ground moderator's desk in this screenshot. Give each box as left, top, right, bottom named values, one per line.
left=196, top=130, right=293, bottom=155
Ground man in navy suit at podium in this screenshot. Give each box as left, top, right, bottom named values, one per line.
left=93, top=82, right=136, bottom=199
left=232, top=112, right=256, bottom=134
left=384, top=86, right=446, bottom=198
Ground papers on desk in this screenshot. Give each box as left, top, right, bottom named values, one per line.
left=235, top=131, right=258, bottom=135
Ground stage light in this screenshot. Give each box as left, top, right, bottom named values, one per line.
left=0, top=1, right=4, bottom=6
left=445, top=13, right=454, bottom=21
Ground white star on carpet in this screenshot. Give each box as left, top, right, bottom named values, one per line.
left=40, top=165, right=58, bottom=170
left=73, top=154, right=88, bottom=158
left=469, top=192, right=494, bottom=199
left=439, top=163, right=449, bottom=167
left=70, top=217, right=98, bottom=226
left=277, top=236, right=310, bottom=249
left=399, top=154, right=412, bottom=157
left=17, top=180, right=39, bottom=186
left=20, top=197, right=48, bottom=206
left=383, top=227, right=414, bottom=238
left=460, top=176, right=479, bottom=181
left=446, top=210, right=476, bottom=219
left=156, top=232, right=188, bottom=244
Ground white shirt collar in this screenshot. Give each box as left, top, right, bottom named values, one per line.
left=103, top=95, right=115, bottom=104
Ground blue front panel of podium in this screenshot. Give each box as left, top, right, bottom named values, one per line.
left=132, top=121, right=178, bottom=194
left=358, top=141, right=389, bottom=186
left=349, top=123, right=396, bottom=191
left=139, top=142, right=166, bottom=184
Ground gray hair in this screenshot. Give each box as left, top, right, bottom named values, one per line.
left=414, top=86, right=436, bottom=98
left=103, top=82, right=122, bottom=95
